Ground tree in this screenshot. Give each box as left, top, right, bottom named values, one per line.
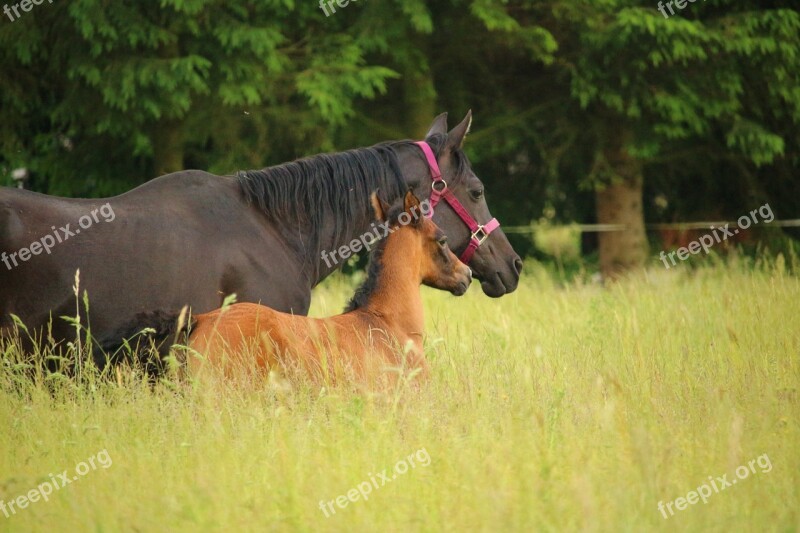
left=0, top=0, right=399, bottom=195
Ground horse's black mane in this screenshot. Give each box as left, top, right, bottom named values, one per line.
left=236, top=133, right=467, bottom=279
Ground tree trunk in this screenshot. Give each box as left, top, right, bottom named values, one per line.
left=403, top=66, right=437, bottom=139
left=596, top=130, right=648, bottom=279
left=152, top=119, right=184, bottom=176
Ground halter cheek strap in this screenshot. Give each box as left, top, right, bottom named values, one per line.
left=414, top=141, right=500, bottom=264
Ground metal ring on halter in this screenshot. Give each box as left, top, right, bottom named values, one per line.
left=471, top=225, right=489, bottom=245
left=432, top=180, right=448, bottom=192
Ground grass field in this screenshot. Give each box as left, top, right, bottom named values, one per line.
left=1, top=260, right=798, bottom=532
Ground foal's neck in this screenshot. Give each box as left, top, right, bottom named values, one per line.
left=359, top=232, right=425, bottom=341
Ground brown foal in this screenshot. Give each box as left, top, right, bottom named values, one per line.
left=185, top=190, right=472, bottom=387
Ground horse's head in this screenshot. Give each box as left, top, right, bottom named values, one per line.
left=404, top=111, right=522, bottom=297
left=372, top=190, right=472, bottom=296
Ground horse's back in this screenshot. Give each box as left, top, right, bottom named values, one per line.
left=0, top=186, right=106, bottom=248
left=0, top=188, right=26, bottom=249
left=0, top=173, right=244, bottom=341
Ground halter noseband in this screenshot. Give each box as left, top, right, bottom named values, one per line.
left=414, top=141, right=500, bottom=264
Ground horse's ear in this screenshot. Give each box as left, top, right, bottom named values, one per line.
left=447, top=110, right=472, bottom=149
left=370, top=191, right=391, bottom=222
left=403, top=189, right=422, bottom=225
left=424, top=112, right=448, bottom=139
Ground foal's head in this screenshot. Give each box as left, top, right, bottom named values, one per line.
left=373, top=190, right=472, bottom=296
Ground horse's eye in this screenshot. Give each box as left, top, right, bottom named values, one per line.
left=470, top=189, right=484, bottom=200
left=437, top=237, right=448, bottom=247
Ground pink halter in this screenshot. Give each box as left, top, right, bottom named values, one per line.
left=414, top=141, right=500, bottom=264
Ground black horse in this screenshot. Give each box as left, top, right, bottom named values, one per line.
left=0, top=112, right=522, bottom=347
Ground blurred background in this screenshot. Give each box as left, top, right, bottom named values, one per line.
left=1, top=0, right=798, bottom=278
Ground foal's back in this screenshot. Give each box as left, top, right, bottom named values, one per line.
left=187, top=303, right=412, bottom=384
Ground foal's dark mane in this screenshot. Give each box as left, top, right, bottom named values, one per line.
left=236, top=133, right=468, bottom=278
left=343, top=238, right=388, bottom=313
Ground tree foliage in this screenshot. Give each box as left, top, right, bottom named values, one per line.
left=0, top=0, right=399, bottom=194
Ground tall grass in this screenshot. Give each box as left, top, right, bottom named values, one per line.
left=1, top=261, right=798, bottom=531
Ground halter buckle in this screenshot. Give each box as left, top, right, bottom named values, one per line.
left=432, top=179, right=448, bottom=193
left=472, top=225, right=489, bottom=245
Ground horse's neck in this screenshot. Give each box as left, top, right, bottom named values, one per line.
left=311, top=143, right=427, bottom=286
left=314, top=209, right=381, bottom=283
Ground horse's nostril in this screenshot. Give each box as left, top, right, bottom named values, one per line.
left=513, top=257, right=523, bottom=275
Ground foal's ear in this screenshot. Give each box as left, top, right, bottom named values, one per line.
left=403, top=190, right=423, bottom=225
left=370, top=191, right=391, bottom=222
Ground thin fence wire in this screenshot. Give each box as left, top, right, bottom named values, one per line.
left=502, top=220, right=800, bottom=234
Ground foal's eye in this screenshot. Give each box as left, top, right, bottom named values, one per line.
left=470, top=189, right=484, bottom=200
left=437, top=237, right=448, bottom=248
